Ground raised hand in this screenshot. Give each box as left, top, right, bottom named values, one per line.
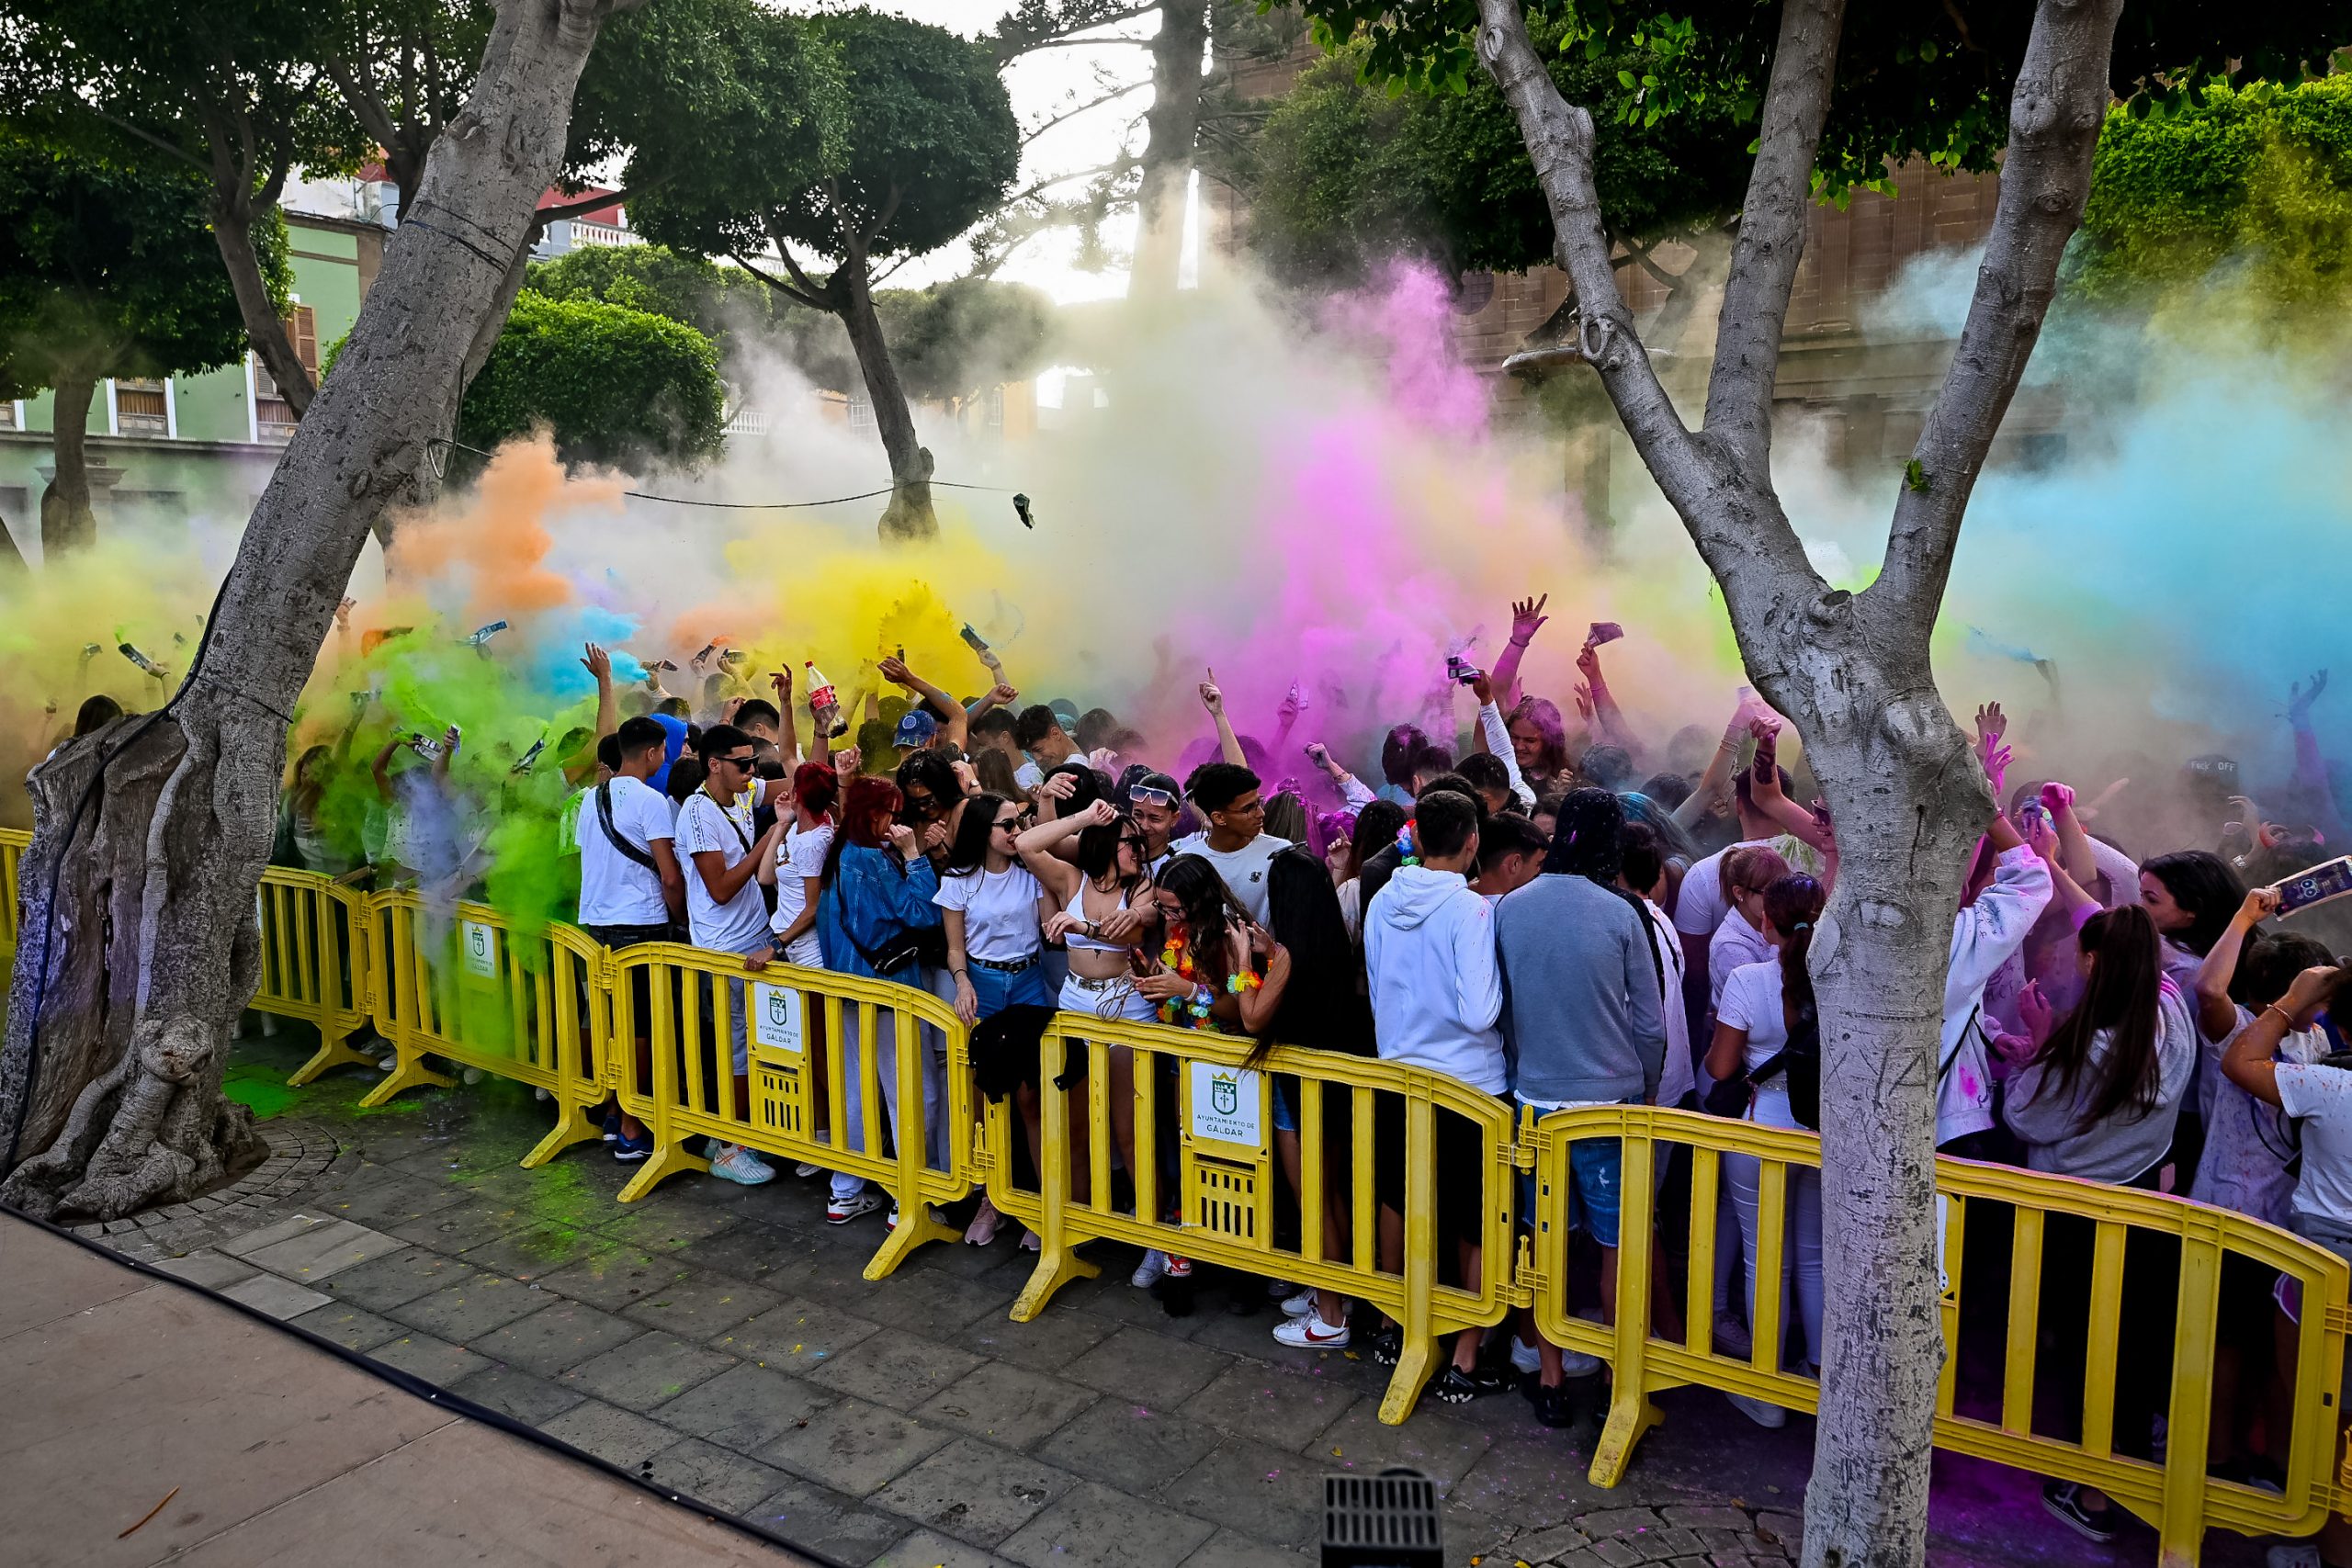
left=989, top=682, right=1018, bottom=705
left=2039, top=780, right=2075, bottom=818
left=886, top=822, right=919, bottom=859
left=1038, top=771, right=1079, bottom=802
left=1471, top=671, right=1495, bottom=705
left=1077, top=799, right=1118, bottom=829
left=1305, top=741, right=1332, bottom=771
left=2290, top=670, right=2330, bottom=725
left=335, top=596, right=356, bottom=627
left=831, top=745, right=862, bottom=777
left=1277, top=684, right=1304, bottom=725
left=770, top=667, right=792, bottom=700
left=2018, top=805, right=2060, bottom=863
left=1510, top=594, right=1550, bottom=646
left=951, top=758, right=979, bottom=795
left=877, top=656, right=912, bottom=686
left=1198, top=669, right=1225, bottom=716
left=1973, top=702, right=2007, bottom=754
left=1573, top=682, right=1594, bottom=721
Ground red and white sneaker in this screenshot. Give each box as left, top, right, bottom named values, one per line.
left=1272, top=1313, right=1350, bottom=1348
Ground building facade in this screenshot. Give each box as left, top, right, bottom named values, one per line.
left=0, top=209, right=385, bottom=558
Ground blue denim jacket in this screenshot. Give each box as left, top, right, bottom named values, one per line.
left=817, top=843, right=942, bottom=978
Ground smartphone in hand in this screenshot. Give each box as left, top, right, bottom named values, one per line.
left=2278, top=857, right=2352, bottom=916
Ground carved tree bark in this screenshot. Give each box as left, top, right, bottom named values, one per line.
left=1132, top=0, right=1209, bottom=298
left=1469, top=1, right=2122, bottom=1562
left=0, top=0, right=631, bottom=1222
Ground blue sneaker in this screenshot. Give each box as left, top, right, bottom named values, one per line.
left=612, top=1126, right=654, bottom=1163
left=601, top=1106, right=621, bottom=1143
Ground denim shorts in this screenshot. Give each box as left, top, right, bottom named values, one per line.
left=967, top=958, right=1050, bottom=1019
left=1515, top=1096, right=1637, bottom=1248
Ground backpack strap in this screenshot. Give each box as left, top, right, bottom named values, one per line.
left=596, top=783, right=661, bottom=874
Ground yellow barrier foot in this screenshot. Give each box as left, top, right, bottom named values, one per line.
left=1376, top=1331, right=1440, bottom=1426
left=863, top=1200, right=960, bottom=1281
left=1587, top=1383, right=1661, bottom=1488
left=616, top=1139, right=706, bottom=1202
left=1009, top=1243, right=1101, bottom=1323
left=521, top=1100, right=602, bottom=1170
left=358, top=1053, right=457, bottom=1107
left=286, top=1031, right=374, bottom=1089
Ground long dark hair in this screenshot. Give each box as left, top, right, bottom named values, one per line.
left=944, top=791, right=1009, bottom=875
left=1252, top=846, right=1371, bottom=1066
left=2140, top=851, right=2245, bottom=956
left=2036, top=905, right=2167, bottom=1127
left=1763, top=874, right=1826, bottom=1025
left=1076, top=813, right=1148, bottom=897
left=1345, top=800, right=1408, bottom=882
left=1157, top=853, right=1240, bottom=991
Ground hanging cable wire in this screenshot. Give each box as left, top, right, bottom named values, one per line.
left=428, top=438, right=1026, bottom=511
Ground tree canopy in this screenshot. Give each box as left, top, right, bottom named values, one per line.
left=1242, top=24, right=1750, bottom=285
left=2075, top=74, right=2352, bottom=307
left=1293, top=2, right=2352, bottom=200
left=457, top=293, right=726, bottom=469
left=526, top=244, right=775, bottom=354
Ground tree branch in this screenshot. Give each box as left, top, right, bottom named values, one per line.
left=1023, top=79, right=1150, bottom=146
left=1699, top=0, right=1848, bottom=467
left=1009, top=35, right=1155, bottom=55
left=731, top=248, right=831, bottom=313
left=1873, top=0, right=2123, bottom=623
left=990, top=0, right=1159, bottom=63
left=1468, top=1, right=1694, bottom=492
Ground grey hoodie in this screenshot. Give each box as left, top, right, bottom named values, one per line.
left=1496, top=874, right=1667, bottom=1104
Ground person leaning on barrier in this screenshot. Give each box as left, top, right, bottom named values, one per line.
left=678, top=723, right=787, bottom=1189
left=578, top=717, right=686, bottom=1164
left=2218, top=955, right=2352, bottom=1568
left=1362, top=787, right=1511, bottom=1404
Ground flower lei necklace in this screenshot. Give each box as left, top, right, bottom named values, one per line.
left=1158, top=920, right=1261, bottom=1026
left=1396, top=819, right=1420, bottom=869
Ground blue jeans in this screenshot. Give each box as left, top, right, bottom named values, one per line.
left=968, top=959, right=1049, bottom=1018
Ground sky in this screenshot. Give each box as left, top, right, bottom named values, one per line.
left=783, top=1, right=1185, bottom=304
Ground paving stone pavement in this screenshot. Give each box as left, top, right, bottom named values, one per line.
left=85, top=1027, right=2274, bottom=1568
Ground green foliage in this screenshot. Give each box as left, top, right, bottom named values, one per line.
left=632, top=7, right=1018, bottom=270
left=0, top=133, right=284, bottom=399
left=1288, top=1, right=2351, bottom=204
left=1243, top=27, right=1750, bottom=282
left=458, top=294, right=725, bottom=468
left=2075, top=76, right=2352, bottom=306
left=525, top=244, right=775, bottom=353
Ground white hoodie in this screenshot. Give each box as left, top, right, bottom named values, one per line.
left=1364, top=863, right=1507, bottom=1093
left=1937, top=845, right=2054, bottom=1146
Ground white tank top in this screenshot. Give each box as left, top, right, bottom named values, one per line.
left=1065, top=880, right=1134, bottom=953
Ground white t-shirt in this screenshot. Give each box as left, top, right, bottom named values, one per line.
left=1645, top=898, right=1694, bottom=1108
left=1014, top=759, right=1044, bottom=792
left=933, top=863, right=1046, bottom=961
left=1708, top=908, right=1772, bottom=1010
left=578, top=776, right=677, bottom=928
left=1716, top=958, right=1800, bottom=1130
left=1171, top=831, right=1291, bottom=924
left=770, top=821, right=834, bottom=964
left=2192, top=1008, right=2323, bottom=1226
left=2277, top=1063, right=2352, bottom=1231
left=1675, top=838, right=1778, bottom=940
left=676, top=789, right=770, bottom=953
left=2089, top=837, right=2142, bottom=909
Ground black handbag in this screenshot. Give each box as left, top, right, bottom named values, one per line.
left=1747, top=998, right=1821, bottom=1131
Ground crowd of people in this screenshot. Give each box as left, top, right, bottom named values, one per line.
left=209, top=595, right=2352, bottom=1565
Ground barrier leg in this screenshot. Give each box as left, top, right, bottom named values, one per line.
left=618, top=972, right=703, bottom=1201
left=1590, top=1134, right=1663, bottom=1487
left=616, top=1137, right=705, bottom=1202
left=866, top=1201, right=959, bottom=1281
left=358, top=1037, right=454, bottom=1107
left=287, top=1023, right=373, bottom=1087
left=864, top=1012, right=958, bottom=1280
left=522, top=1095, right=601, bottom=1169
left=1378, top=1326, right=1439, bottom=1426
left=1378, top=1094, right=1442, bottom=1426
left=1011, top=1032, right=1100, bottom=1319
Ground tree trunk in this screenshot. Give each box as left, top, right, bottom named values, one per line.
left=0, top=0, right=621, bottom=1222
left=1132, top=0, right=1209, bottom=298
left=1464, top=0, right=2123, bottom=1560
left=41, top=368, right=99, bottom=558
left=213, top=200, right=316, bottom=421
left=835, top=254, right=936, bottom=543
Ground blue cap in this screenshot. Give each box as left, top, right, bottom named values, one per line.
left=893, top=709, right=939, bottom=748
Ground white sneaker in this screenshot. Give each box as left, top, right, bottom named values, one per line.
left=1558, top=1348, right=1604, bottom=1377
left=461, top=1066, right=484, bottom=1086
left=1280, top=1289, right=1317, bottom=1318
left=709, top=1145, right=776, bottom=1186
left=1272, top=1314, right=1351, bottom=1349
left=1131, top=1249, right=1169, bottom=1288
left=1510, top=1337, right=1543, bottom=1376
left=794, top=1161, right=821, bottom=1179
left=827, top=1190, right=885, bottom=1224
left=1726, top=1391, right=1787, bottom=1428
left=379, top=1055, right=400, bottom=1072
left=2267, top=1543, right=2324, bottom=1568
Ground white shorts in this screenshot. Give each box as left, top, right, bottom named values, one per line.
left=1058, top=972, right=1157, bottom=1024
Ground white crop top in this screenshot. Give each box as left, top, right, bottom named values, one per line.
left=1065, top=880, right=1136, bottom=953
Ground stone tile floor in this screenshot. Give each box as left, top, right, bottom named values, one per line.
left=80, top=1027, right=2268, bottom=1568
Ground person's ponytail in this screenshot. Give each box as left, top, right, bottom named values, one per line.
left=1764, top=874, right=1827, bottom=1024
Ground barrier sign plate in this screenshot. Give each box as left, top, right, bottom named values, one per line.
left=1188, top=1062, right=1263, bottom=1148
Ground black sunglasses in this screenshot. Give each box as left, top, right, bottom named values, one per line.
left=717, top=752, right=756, bottom=770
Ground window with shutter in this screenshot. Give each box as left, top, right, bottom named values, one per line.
left=253, top=306, right=317, bottom=441
left=116, top=378, right=168, bottom=436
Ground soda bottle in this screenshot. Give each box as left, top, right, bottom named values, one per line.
left=805, top=660, right=846, bottom=739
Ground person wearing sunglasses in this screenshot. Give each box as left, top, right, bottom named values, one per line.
left=1124, top=770, right=1186, bottom=877
left=677, top=724, right=788, bottom=1187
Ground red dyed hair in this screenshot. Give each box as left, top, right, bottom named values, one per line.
left=793, top=761, right=840, bottom=818
left=839, top=775, right=902, bottom=849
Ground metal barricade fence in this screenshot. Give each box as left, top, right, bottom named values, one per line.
left=604, top=945, right=975, bottom=1280
left=0, top=825, right=27, bottom=966
left=978, top=1012, right=1516, bottom=1426
left=358, top=894, right=609, bottom=1169
left=1521, top=1104, right=2352, bottom=1567
left=254, top=868, right=376, bottom=1088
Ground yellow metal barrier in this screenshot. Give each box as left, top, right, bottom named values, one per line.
left=0, top=825, right=27, bottom=964
left=1521, top=1104, right=2351, bottom=1567
left=981, top=1013, right=1516, bottom=1427
left=254, top=868, right=376, bottom=1087
left=359, top=894, right=610, bottom=1168
left=604, top=945, right=975, bottom=1280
